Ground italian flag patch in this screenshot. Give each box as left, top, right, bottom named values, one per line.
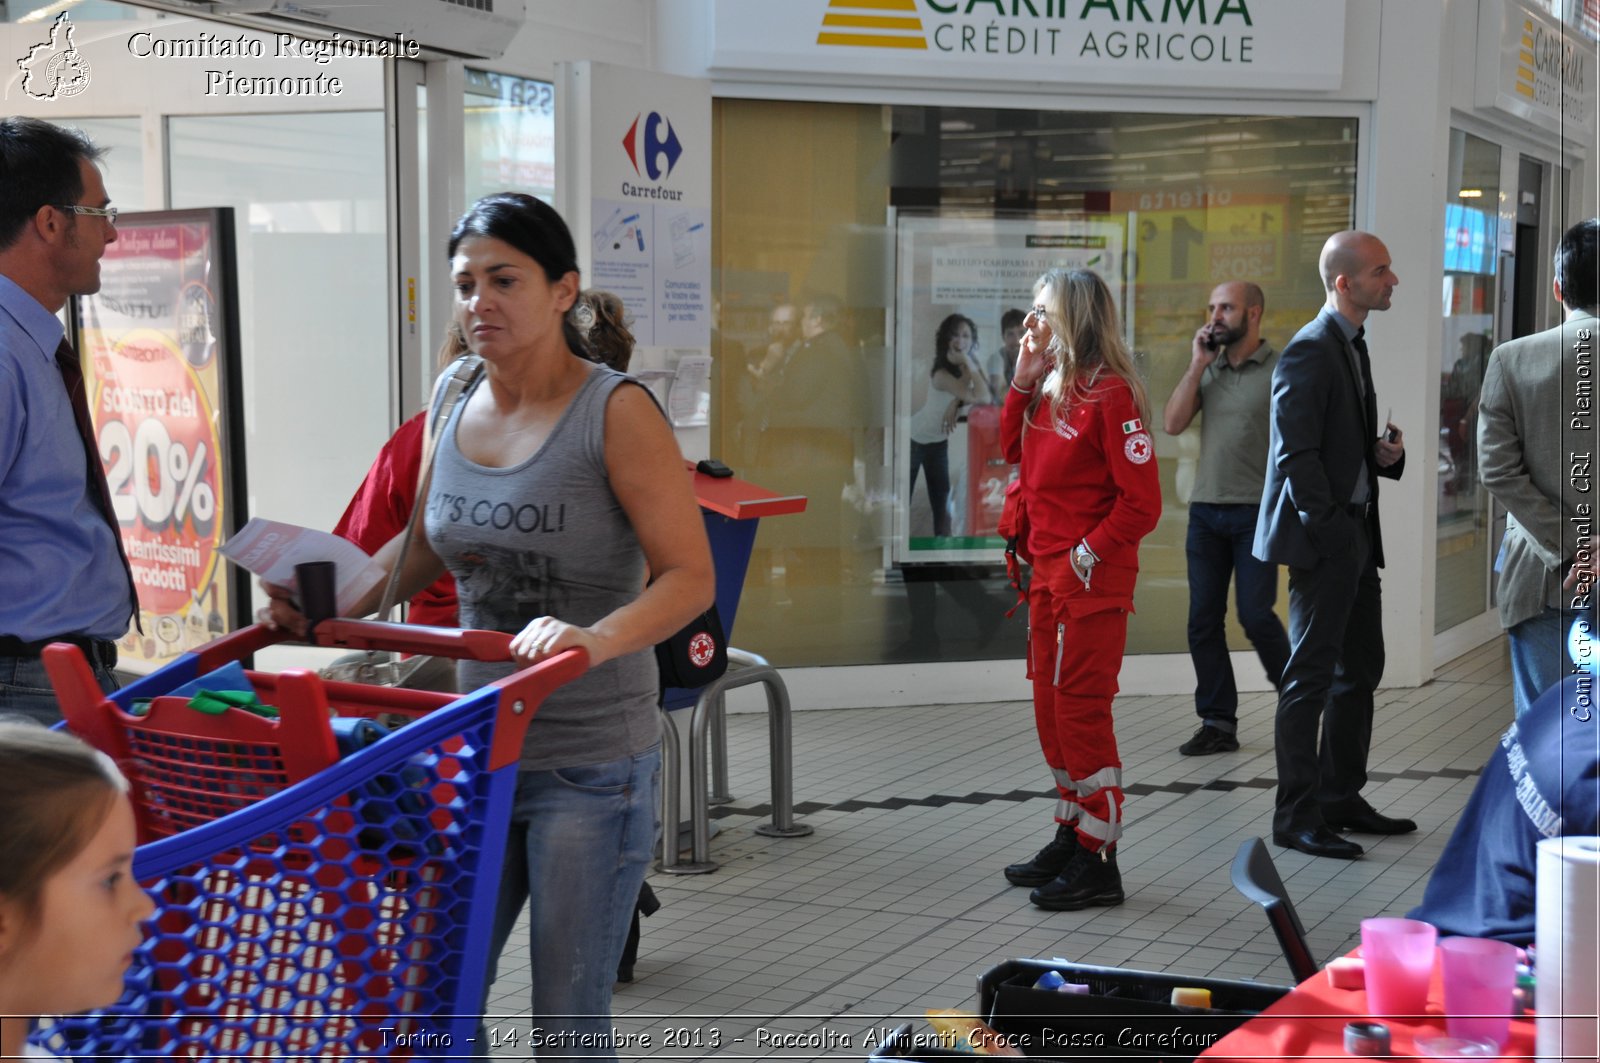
left=1121, top=418, right=1142, bottom=434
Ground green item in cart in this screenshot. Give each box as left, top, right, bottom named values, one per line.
left=186, top=689, right=279, bottom=719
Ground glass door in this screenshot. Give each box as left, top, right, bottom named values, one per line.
left=1435, top=130, right=1501, bottom=634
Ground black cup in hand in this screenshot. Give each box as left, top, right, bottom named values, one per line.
left=294, top=561, right=338, bottom=628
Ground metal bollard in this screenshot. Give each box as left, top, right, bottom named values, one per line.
left=708, top=688, right=732, bottom=805
left=658, top=648, right=813, bottom=874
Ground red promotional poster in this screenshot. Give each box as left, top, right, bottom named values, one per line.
left=75, top=210, right=245, bottom=672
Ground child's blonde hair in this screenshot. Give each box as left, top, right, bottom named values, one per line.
left=0, top=721, right=128, bottom=924
left=1029, top=268, right=1149, bottom=429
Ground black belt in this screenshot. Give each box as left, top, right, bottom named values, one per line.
left=1346, top=501, right=1374, bottom=519
left=0, top=634, right=118, bottom=669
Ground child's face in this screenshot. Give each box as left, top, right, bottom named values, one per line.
left=0, top=794, right=152, bottom=1017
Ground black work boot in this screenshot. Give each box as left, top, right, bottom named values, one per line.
left=1030, top=842, right=1124, bottom=911
left=1003, top=823, right=1077, bottom=887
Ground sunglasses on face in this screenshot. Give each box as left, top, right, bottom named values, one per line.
left=58, top=204, right=118, bottom=224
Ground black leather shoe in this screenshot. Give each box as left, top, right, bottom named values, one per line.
left=1030, top=846, right=1124, bottom=910
left=1179, top=724, right=1240, bottom=756
left=1004, top=823, right=1077, bottom=887
left=1323, top=805, right=1417, bottom=835
left=1273, top=827, right=1364, bottom=860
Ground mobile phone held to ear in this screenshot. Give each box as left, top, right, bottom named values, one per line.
left=696, top=458, right=734, bottom=478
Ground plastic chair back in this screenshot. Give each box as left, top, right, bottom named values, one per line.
left=1230, top=836, right=1320, bottom=982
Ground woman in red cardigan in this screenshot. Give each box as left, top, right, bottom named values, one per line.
left=999, top=269, right=1161, bottom=911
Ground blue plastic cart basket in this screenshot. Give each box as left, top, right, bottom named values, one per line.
left=38, top=619, right=586, bottom=1061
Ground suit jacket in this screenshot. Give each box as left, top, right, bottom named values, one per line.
left=1254, top=308, right=1405, bottom=570
left=1477, top=310, right=1599, bottom=629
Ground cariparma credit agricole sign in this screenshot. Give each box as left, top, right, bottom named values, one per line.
left=709, top=0, right=1348, bottom=93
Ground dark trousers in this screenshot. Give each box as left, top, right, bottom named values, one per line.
left=1273, top=517, right=1385, bottom=835
left=1185, top=502, right=1291, bottom=731
left=909, top=439, right=952, bottom=537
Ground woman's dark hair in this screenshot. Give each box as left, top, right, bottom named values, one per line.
left=933, top=313, right=977, bottom=379
left=448, top=193, right=588, bottom=354
left=575, top=289, right=635, bottom=372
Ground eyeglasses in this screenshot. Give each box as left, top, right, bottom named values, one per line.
left=57, top=204, right=118, bottom=224
left=1028, top=303, right=1049, bottom=320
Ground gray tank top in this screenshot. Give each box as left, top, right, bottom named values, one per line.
left=425, top=363, right=659, bottom=770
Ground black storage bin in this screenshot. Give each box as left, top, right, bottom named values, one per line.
left=867, top=958, right=1289, bottom=1062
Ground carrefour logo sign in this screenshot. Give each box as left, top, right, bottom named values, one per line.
left=622, top=111, right=683, bottom=181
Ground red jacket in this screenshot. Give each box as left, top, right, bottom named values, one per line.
left=1000, top=376, right=1161, bottom=567
left=333, top=411, right=460, bottom=628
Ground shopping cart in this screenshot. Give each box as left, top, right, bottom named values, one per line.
left=35, top=618, right=586, bottom=1061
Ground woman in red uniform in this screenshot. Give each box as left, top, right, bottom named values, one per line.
left=999, top=268, right=1161, bottom=911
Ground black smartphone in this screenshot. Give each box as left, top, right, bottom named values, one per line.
left=696, top=458, right=734, bottom=478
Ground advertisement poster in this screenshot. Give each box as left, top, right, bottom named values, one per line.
left=589, top=196, right=711, bottom=348
left=74, top=210, right=247, bottom=673
left=893, top=214, right=1128, bottom=565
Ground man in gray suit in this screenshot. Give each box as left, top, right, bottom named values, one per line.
left=1478, top=218, right=1599, bottom=717
left=1253, top=231, right=1411, bottom=860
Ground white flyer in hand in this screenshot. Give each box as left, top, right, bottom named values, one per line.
left=219, top=518, right=386, bottom=614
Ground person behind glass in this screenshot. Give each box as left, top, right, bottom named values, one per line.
left=0, top=118, right=135, bottom=725
left=0, top=721, right=155, bottom=1060
left=266, top=193, right=714, bottom=1058
left=1162, top=282, right=1290, bottom=756
left=748, top=301, right=799, bottom=381
left=999, top=269, right=1161, bottom=911
left=908, top=313, right=993, bottom=537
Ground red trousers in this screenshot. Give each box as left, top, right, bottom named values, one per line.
left=1026, top=550, right=1133, bottom=850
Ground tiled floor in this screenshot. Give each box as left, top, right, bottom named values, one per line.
left=486, top=640, right=1516, bottom=1061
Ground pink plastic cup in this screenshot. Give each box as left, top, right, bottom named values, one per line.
left=1439, top=936, right=1518, bottom=1049
left=1361, top=917, right=1438, bottom=1018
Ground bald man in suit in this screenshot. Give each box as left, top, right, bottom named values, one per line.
left=1253, top=231, right=1412, bottom=860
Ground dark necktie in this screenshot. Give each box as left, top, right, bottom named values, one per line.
left=1352, top=327, right=1377, bottom=440
left=55, top=337, right=139, bottom=624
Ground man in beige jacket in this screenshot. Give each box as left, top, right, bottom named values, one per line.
left=1477, top=218, right=1598, bottom=716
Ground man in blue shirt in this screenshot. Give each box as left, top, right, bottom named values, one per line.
left=0, top=118, right=133, bottom=723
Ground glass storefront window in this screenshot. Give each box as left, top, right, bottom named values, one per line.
left=1434, top=130, right=1502, bottom=633
left=169, top=112, right=391, bottom=543
left=713, top=100, right=1358, bottom=668
left=464, top=68, right=555, bottom=205
left=58, top=117, right=143, bottom=211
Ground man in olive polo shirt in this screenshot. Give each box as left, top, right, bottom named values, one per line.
left=1163, top=281, right=1291, bottom=755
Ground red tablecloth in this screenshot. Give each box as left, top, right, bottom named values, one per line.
left=1202, top=949, right=1536, bottom=1060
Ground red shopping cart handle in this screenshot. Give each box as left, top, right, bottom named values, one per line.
left=309, top=618, right=515, bottom=660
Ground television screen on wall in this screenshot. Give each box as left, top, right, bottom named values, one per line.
left=1444, top=203, right=1496, bottom=275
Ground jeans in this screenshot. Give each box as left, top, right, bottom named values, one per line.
left=482, top=746, right=661, bottom=1059
left=0, top=653, right=117, bottom=726
left=1185, top=503, right=1291, bottom=731
left=909, top=439, right=952, bottom=537
left=1508, top=606, right=1575, bottom=718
